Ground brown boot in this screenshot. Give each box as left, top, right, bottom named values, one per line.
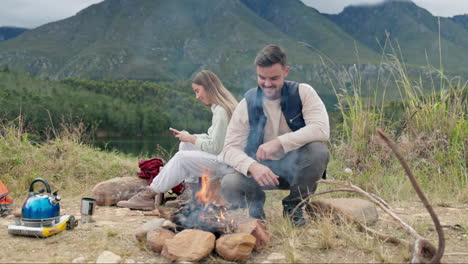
left=116, top=187, right=158, bottom=210
left=165, top=183, right=198, bottom=208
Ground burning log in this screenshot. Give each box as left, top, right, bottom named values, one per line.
left=170, top=171, right=235, bottom=236
left=172, top=199, right=234, bottom=236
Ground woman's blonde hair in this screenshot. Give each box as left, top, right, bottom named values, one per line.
left=192, top=70, right=238, bottom=119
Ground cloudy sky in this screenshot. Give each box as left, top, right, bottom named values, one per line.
left=1, top=0, right=468, bottom=28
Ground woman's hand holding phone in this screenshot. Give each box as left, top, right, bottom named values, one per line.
left=169, top=127, right=196, bottom=144
left=169, top=127, right=181, bottom=135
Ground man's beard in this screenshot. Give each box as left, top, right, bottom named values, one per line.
left=261, top=86, right=280, bottom=99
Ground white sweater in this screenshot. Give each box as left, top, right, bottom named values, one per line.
left=194, top=104, right=229, bottom=155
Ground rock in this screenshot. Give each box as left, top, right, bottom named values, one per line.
left=96, top=251, right=122, bottom=263
left=92, top=177, right=147, bottom=206
left=135, top=230, right=146, bottom=242
left=215, top=233, right=256, bottom=262
left=147, top=228, right=175, bottom=253
left=161, top=229, right=215, bottom=262
left=235, top=219, right=270, bottom=249
left=72, top=256, right=86, bottom=263
left=135, top=218, right=174, bottom=242
left=124, top=259, right=136, bottom=263
left=135, top=229, right=148, bottom=242
left=267, top=252, right=286, bottom=261
left=307, top=198, right=379, bottom=225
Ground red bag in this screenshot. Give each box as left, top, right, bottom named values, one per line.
left=137, top=158, right=185, bottom=195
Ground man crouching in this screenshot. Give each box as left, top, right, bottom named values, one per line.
left=220, top=44, right=330, bottom=226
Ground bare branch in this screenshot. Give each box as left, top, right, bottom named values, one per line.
left=377, top=129, right=444, bottom=264
left=316, top=179, right=424, bottom=240
left=358, top=223, right=410, bottom=247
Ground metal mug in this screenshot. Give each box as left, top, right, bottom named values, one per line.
left=80, top=197, right=96, bottom=224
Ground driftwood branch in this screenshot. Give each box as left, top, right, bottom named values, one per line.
left=377, top=129, right=444, bottom=264
left=291, top=182, right=414, bottom=246
left=293, top=179, right=424, bottom=240
left=290, top=129, right=445, bottom=263
left=317, top=179, right=424, bottom=240
left=358, top=223, right=410, bottom=247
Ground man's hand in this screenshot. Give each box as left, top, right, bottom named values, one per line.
left=256, top=138, right=283, bottom=161
left=248, top=162, right=279, bottom=187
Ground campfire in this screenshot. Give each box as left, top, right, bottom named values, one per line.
left=138, top=169, right=271, bottom=262
left=172, top=170, right=234, bottom=236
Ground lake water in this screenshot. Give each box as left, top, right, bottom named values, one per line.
left=92, top=135, right=179, bottom=157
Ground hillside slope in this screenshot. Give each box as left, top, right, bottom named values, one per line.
left=240, top=0, right=380, bottom=64
left=327, top=0, right=468, bottom=73
left=0, top=26, right=28, bottom=42
left=0, top=0, right=321, bottom=87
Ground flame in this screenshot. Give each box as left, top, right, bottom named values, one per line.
left=218, top=209, right=226, bottom=222
left=195, top=169, right=215, bottom=203
left=195, top=169, right=227, bottom=223
left=215, top=208, right=226, bottom=223
left=220, top=209, right=225, bottom=219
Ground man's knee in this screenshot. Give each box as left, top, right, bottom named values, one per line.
left=220, top=171, right=245, bottom=192
left=301, top=141, right=330, bottom=164
left=289, top=142, right=329, bottom=184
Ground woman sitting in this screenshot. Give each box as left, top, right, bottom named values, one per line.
left=117, top=70, right=238, bottom=210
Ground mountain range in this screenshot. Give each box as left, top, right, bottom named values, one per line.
left=327, top=1, right=468, bottom=73
left=0, top=0, right=467, bottom=93
left=0, top=26, right=28, bottom=42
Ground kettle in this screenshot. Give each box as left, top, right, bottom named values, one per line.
left=22, top=178, right=61, bottom=220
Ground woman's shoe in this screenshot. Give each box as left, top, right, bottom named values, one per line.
left=116, top=187, right=157, bottom=210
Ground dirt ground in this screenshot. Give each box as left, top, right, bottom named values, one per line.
left=0, top=194, right=467, bottom=263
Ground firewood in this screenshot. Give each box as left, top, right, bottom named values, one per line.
left=171, top=199, right=233, bottom=236
left=156, top=205, right=175, bottom=220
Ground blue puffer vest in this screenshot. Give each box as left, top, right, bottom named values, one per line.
left=244, top=80, right=305, bottom=158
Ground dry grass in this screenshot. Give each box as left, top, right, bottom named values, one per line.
left=0, top=119, right=138, bottom=197
left=261, top=190, right=413, bottom=263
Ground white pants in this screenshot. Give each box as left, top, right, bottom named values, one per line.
left=149, top=142, right=233, bottom=193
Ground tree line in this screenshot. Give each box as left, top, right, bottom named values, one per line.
left=0, top=70, right=213, bottom=136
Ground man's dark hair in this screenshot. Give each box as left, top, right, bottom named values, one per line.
left=254, top=44, right=288, bottom=67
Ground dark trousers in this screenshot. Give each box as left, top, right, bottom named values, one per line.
left=221, top=141, right=330, bottom=208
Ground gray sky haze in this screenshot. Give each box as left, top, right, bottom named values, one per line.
left=0, top=0, right=103, bottom=28
left=1, top=0, right=468, bottom=28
